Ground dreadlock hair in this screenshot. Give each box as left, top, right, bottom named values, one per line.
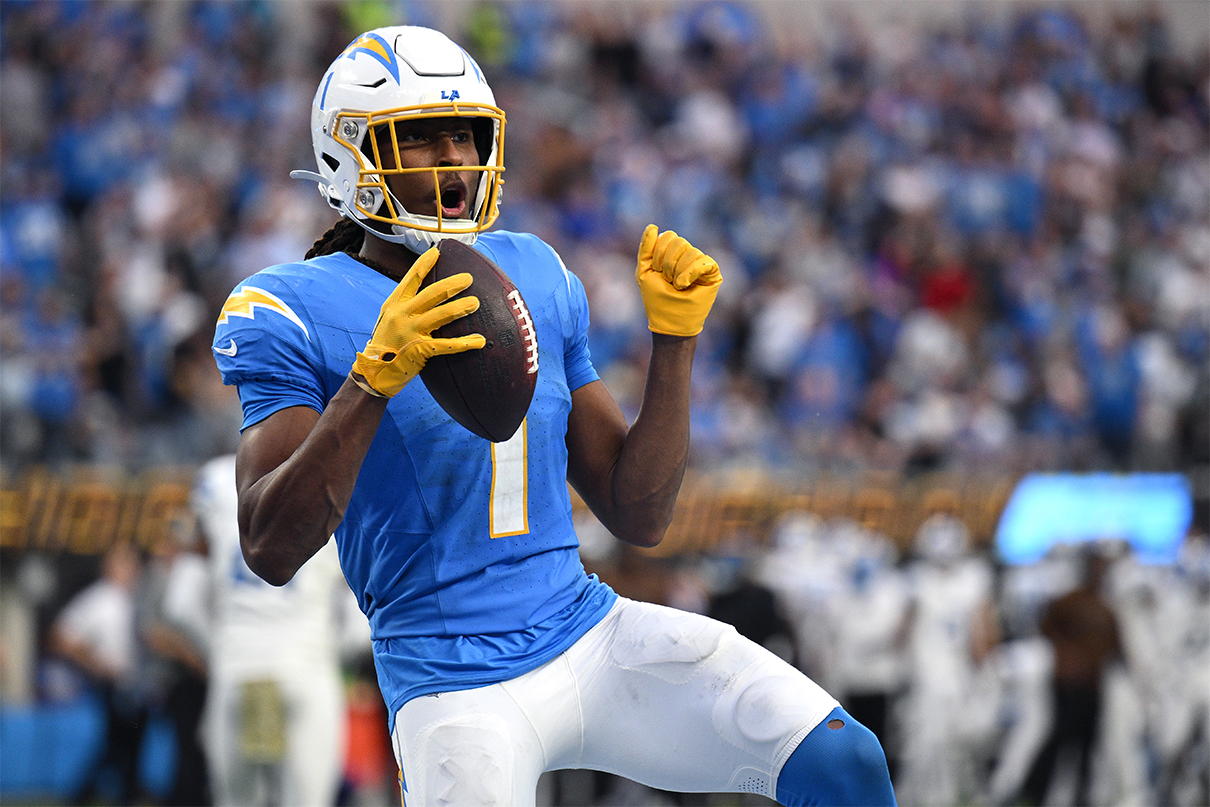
left=305, top=216, right=403, bottom=280
left=306, top=217, right=365, bottom=259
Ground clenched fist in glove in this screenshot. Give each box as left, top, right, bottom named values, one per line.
left=635, top=224, right=723, bottom=337
left=351, top=246, right=486, bottom=398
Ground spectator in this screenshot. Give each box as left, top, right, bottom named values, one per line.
left=47, top=541, right=149, bottom=806
left=141, top=513, right=213, bottom=807
left=1018, top=544, right=1124, bottom=807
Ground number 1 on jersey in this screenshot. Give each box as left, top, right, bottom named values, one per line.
left=489, top=420, right=528, bottom=537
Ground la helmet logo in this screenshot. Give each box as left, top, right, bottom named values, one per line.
left=441, top=89, right=460, bottom=100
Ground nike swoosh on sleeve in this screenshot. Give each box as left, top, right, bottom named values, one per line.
left=213, top=339, right=238, bottom=357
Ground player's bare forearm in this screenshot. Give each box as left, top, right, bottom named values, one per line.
left=236, top=376, right=388, bottom=585
left=568, top=334, right=695, bottom=547
left=614, top=333, right=695, bottom=544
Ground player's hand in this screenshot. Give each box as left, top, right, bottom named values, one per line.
left=351, top=246, right=486, bottom=398
left=634, top=224, right=722, bottom=337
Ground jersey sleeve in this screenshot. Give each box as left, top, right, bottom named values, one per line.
left=549, top=246, right=599, bottom=392
left=212, top=271, right=328, bottom=429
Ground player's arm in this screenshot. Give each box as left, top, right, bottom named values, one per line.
left=566, top=226, right=721, bottom=548
left=235, top=387, right=382, bottom=586
left=566, top=335, right=696, bottom=548
left=235, top=247, right=484, bottom=586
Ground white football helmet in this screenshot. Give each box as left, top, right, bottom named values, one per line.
left=292, top=26, right=505, bottom=253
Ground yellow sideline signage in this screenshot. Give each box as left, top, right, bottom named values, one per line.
left=1, top=465, right=1017, bottom=556
left=0, top=466, right=193, bottom=554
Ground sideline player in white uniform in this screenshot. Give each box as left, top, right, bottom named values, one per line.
left=187, top=454, right=370, bottom=807
left=212, top=26, right=896, bottom=806
left=897, top=514, right=1000, bottom=807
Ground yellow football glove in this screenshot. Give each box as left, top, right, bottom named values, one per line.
left=634, top=224, right=723, bottom=337
left=350, top=246, right=486, bottom=398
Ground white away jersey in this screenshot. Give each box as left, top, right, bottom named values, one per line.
left=191, top=454, right=353, bottom=679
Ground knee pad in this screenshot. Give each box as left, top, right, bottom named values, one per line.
left=775, top=707, right=897, bottom=807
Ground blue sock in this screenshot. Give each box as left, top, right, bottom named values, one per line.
left=774, top=706, right=897, bottom=807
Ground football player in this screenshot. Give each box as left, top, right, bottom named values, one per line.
left=212, top=25, right=895, bottom=806
left=186, top=454, right=371, bottom=807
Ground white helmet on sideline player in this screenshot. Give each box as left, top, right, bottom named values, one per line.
left=292, top=26, right=505, bottom=253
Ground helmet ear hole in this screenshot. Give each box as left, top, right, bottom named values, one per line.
left=322, top=153, right=341, bottom=172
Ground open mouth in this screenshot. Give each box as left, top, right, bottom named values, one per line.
left=439, top=183, right=467, bottom=219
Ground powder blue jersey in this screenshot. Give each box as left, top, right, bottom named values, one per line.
left=212, top=231, right=618, bottom=726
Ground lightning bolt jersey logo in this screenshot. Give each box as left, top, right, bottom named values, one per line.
left=217, top=286, right=310, bottom=340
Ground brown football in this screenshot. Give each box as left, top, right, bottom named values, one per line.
left=419, top=240, right=538, bottom=442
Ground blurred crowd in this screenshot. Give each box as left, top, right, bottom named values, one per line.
left=1, top=0, right=1207, bottom=480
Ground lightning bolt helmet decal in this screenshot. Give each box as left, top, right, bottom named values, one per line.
left=340, top=32, right=402, bottom=84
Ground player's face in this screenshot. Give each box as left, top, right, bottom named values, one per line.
left=375, top=117, right=482, bottom=221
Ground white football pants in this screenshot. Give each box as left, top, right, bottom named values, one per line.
left=391, top=597, right=838, bottom=806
